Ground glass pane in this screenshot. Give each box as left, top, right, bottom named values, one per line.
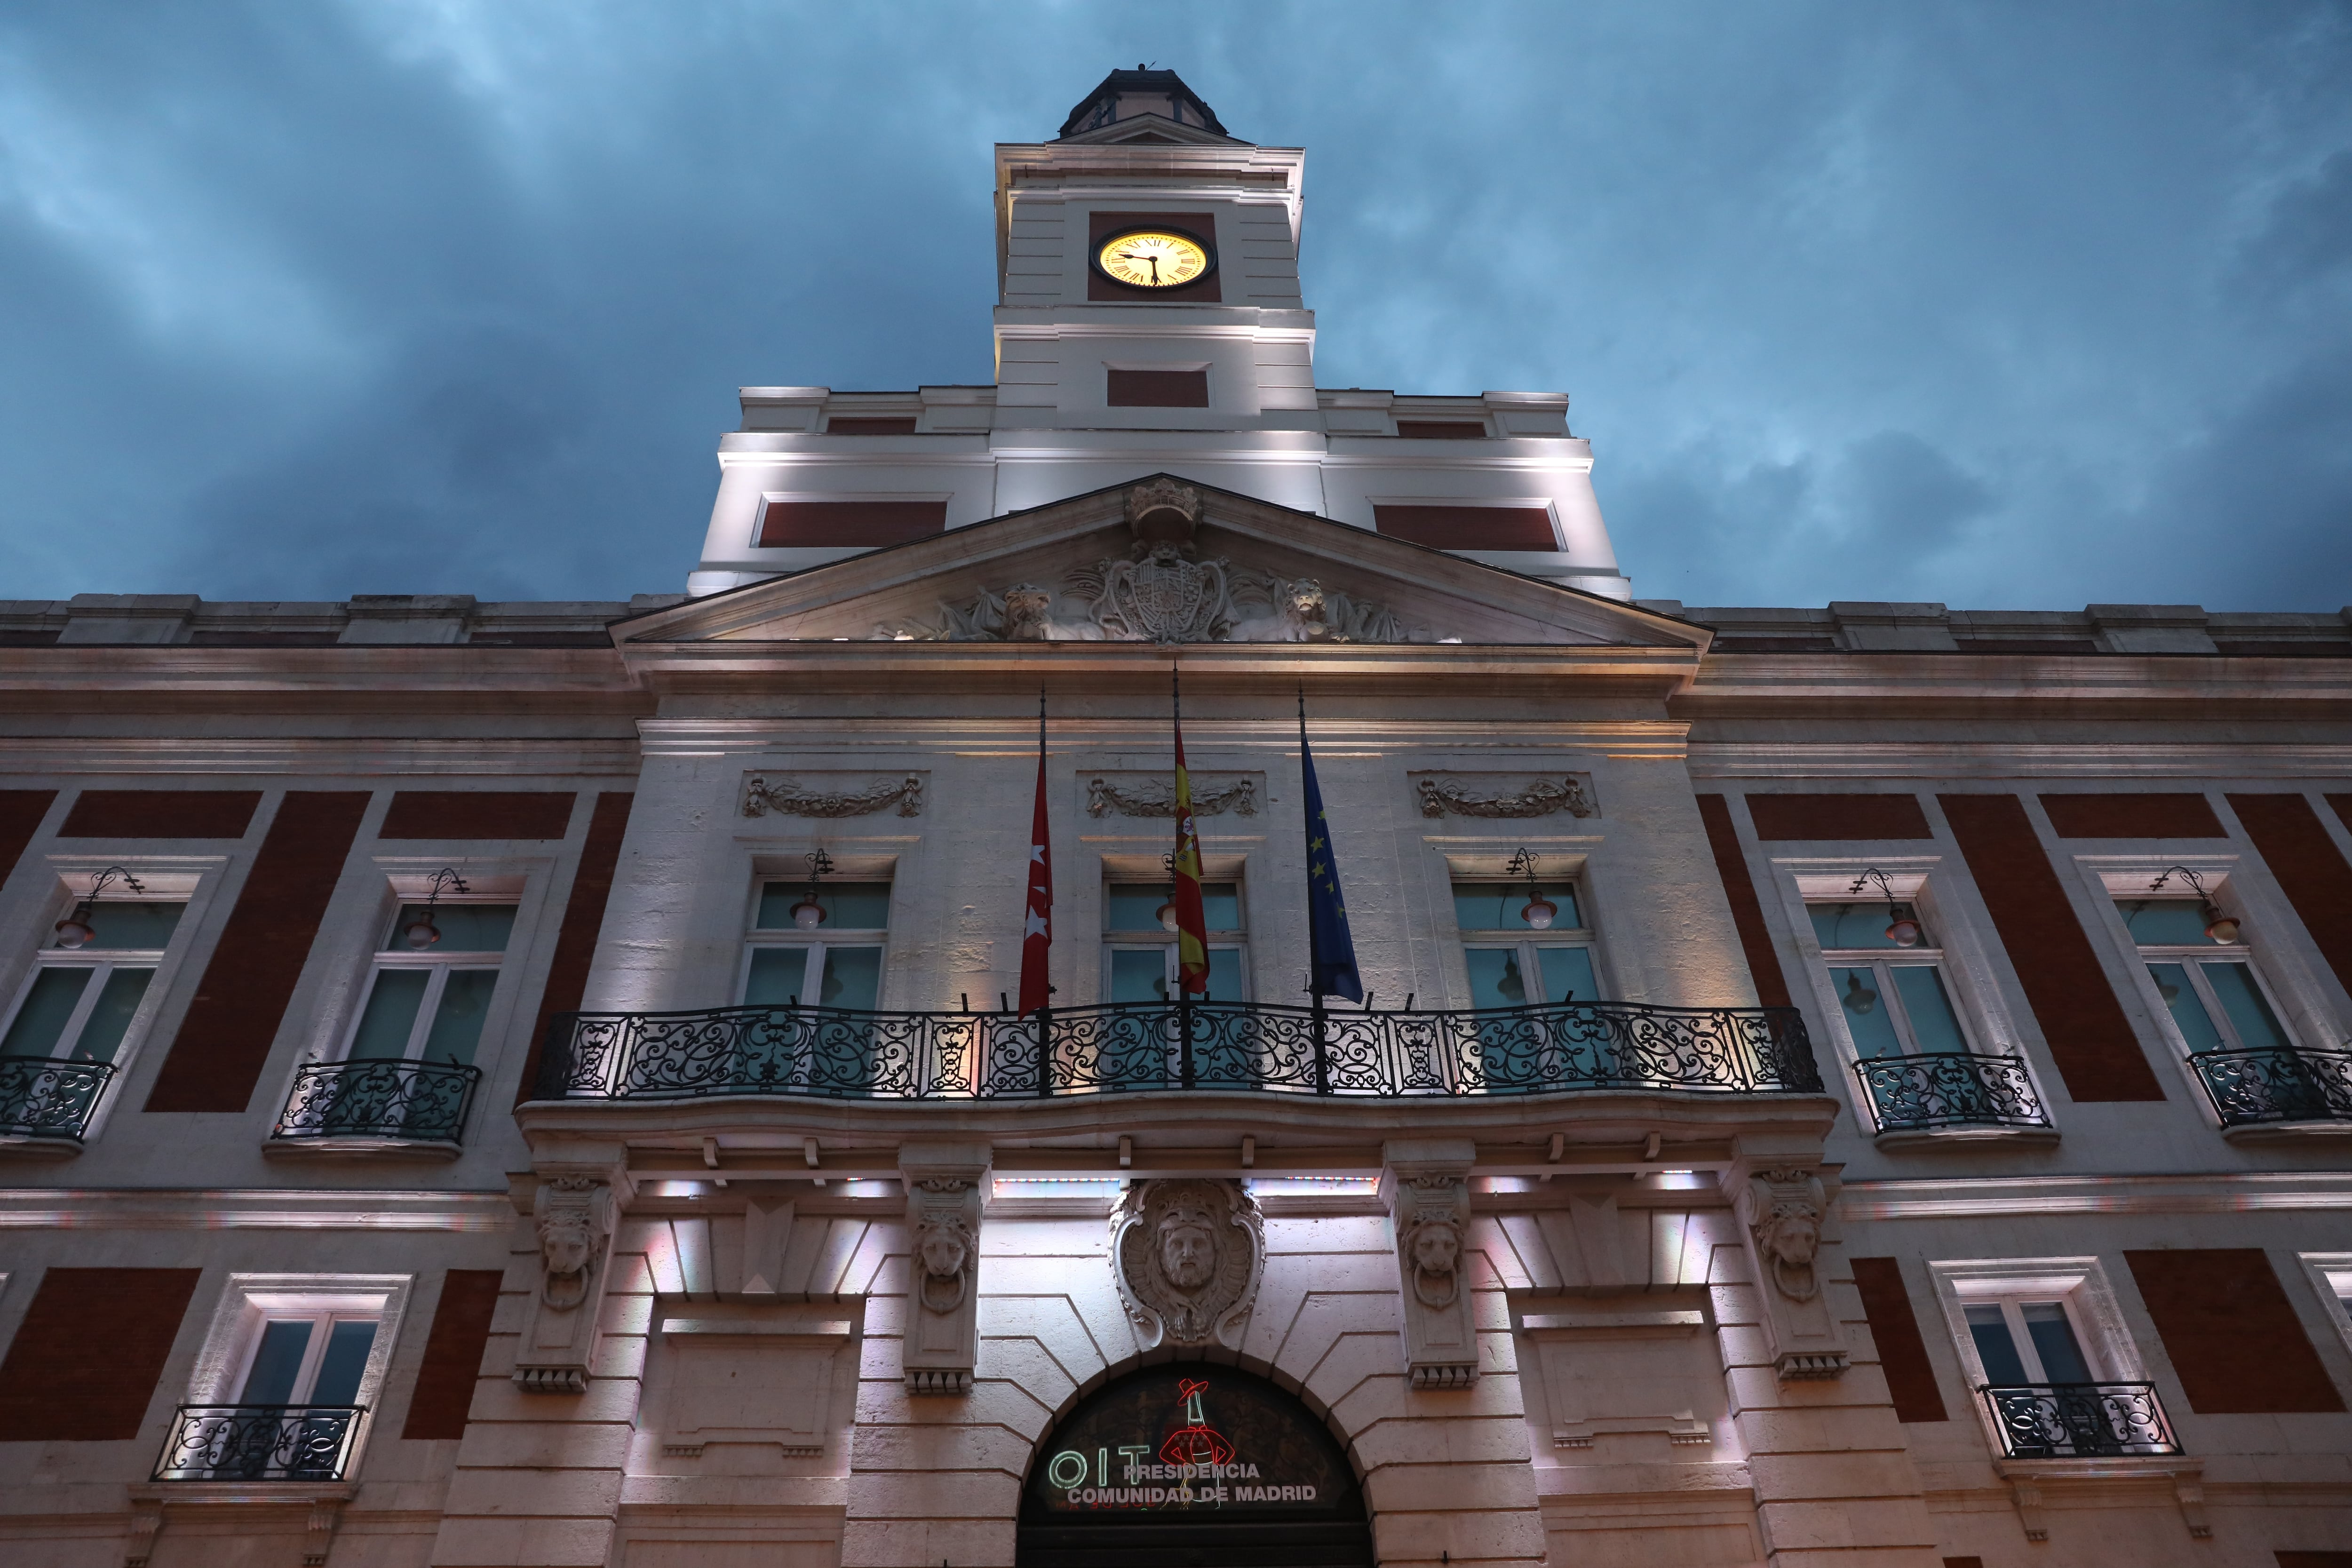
left=818, top=946, right=882, bottom=1011
left=1535, top=945, right=1598, bottom=1004
left=1966, top=1304, right=2030, bottom=1385
left=1891, top=966, right=1968, bottom=1055
left=2147, top=963, right=2223, bottom=1051
left=350, top=969, right=429, bottom=1059
left=1809, top=901, right=1922, bottom=951
left=1464, top=948, right=1530, bottom=1009
left=421, top=969, right=498, bottom=1065
left=310, top=1320, right=377, bottom=1406
left=1832, top=966, right=1906, bottom=1058
left=755, top=881, right=891, bottom=931
left=386, top=903, right=514, bottom=953
left=72, top=901, right=184, bottom=950
left=2022, top=1302, right=2092, bottom=1384
left=1106, top=885, right=1172, bottom=934
left=1108, top=948, right=1168, bottom=1003
left=240, top=1320, right=315, bottom=1405
left=743, top=947, right=811, bottom=1005
left=2201, top=961, right=2291, bottom=1050
left=1, top=968, right=92, bottom=1057
left=1201, top=945, right=1245, bottom=1003
left=74, top=967, right=154, bottom=1063
left=1454, top=881, right=1580, bottom=932
left=1200, top=883, right=1241, bottom=932
left=2118, top=900, right=2214, bottom=945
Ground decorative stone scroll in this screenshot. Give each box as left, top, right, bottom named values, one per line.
left=1088, top=772, right=1259, bottom=819
left=1723, top=1156, right=1848, bottom=1381
left=900, top=1143, right=987, bottom=1395
left=514, top=1172, right=620, bottom=1393
left=1111, top=1178, right=1265, bottom=1349
left=1414, top=773, right=1597, bottom=820
left=743, top=772, right=924, bottom=819
left=1381, top=1141, right=1479, bottom=1388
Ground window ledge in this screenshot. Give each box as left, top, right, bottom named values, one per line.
left=2219, top=1118, right=2352, bottom=1143
left=0, top=1132, right=87, bottom=1161
left=127, top=1483, right=355, bottom=1568
left=1992, top=1457, right=2207, bottom=1541
left=262, top=1134, right=464, bottom=1162
left=1872, top=1122, right=2060, bottom=1151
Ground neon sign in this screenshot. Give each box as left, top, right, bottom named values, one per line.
left=1027, top=1365, right=1354, bottom=1518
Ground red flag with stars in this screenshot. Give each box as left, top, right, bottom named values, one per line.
left=1017, top=697, right=1053, bottom=1018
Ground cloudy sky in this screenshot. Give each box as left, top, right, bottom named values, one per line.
left=2, top=1, right=2346, bottom=611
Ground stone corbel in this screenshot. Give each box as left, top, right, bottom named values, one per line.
left=1381, top=1139, right=1479, bottom=1389
left=1721, top=1146, right=1849, bottom=1381
left=122, top=1498, right=163, bottom=1568
left=512, top=1164, right=628, bottom=1394
left=899, top=1142, right=990, bottom=1395
left=1995, top=1459, right=2209, bottom=1542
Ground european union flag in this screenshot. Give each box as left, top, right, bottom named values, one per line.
left=1299, top=712, right=1363, bottom=1003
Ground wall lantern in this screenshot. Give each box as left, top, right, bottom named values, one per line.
left=1507, top=848, right=1557, bottom=930
left=402, top=868, right=470, bottom=948
left=1155, top=853, right=1179, bottom=931
left=2149, top=866, right=2237, bottom=943
left=53, top=866, right=145, bottom=949
left=791, top=849, right=836, bottom=930
left=1849, top=867, right=1921, bottom=947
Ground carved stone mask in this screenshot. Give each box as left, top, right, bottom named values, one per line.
left=1159, top=1210, right=1217, bottom=1290
left=920, top=1229, right=969, bottom=1281
left=1412, top=1221, right=1461, bottom=1276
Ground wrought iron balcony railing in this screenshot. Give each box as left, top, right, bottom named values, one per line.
left=1980, top=1383, right=2179, bottom=1458
left=153, top=1404, right=366, bottom=1481
left=0, top=1055, right=115, bottom=1142
left=534, top=996, right=1821, bottom=1103
left=2188, top=1046, right=2352, bottom=1128
left=1852, top=1051, right=2049, bottom=1134
left=272, top=1059, right=482, bottom=1144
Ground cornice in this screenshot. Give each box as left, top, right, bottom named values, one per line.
left=634, top=715, right=1691, bottom=758
left=0, top=1186, right=516, bottom=1231
left=1679, top=652, right=2352, bottom=720
left=1689, top=740, right=2352, bottom=780
left=0, top=736, right=643, bottom=776
left=1838, top=1170, right=2352, bottom=1220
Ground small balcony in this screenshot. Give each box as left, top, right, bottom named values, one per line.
left=0, top=1055, right=115, bottom=1145
left=271, top=1060, right=481, bottom=1148
left=2187, top=1046, right=2352, bottom=1130
left=533, top=996, right=1821, bottom=1102
left=1852, top=1051, right=2050, bottom=1135
left=153, top=1404, right=366, bottom=1482
left=1981, top=1382, right=2180, bottom=1459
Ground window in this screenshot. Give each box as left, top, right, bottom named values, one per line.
left=1809, top=900, right=1971, bottom=1060
left=1965, top=1298, right=2096, bottom=1388
left=1933, top=1260, right=2177, bottom=1459
left=345, top=902, right=514, bottom=1069
left=1103, top=881, right=1248, bottom=1002
left=1, top=897, right=182, bottom=1066
left=2119, top=895, right=2294, bottom=1057
left=742, top=879, right=891, bottom=1011
left=1453, top=879, right=1597, bottom=1008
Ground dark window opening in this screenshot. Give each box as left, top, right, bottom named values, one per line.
left=826, top=417, right=918, bottom=436
left=757, top=501, right=948, bottom=549
left=1108, top=368, right=1209, bottom=408
left=1372, top=505, right=1557, bottom=551
left=1394, top=421, right=1486, bottom=439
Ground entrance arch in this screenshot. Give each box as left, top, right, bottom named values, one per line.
left=1017, top=1363, right=1375, bottom=1568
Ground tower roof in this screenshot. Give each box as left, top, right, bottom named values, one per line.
left=1057, top=66, right=1232, bottom=140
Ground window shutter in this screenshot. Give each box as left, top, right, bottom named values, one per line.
left=2126, top=1249, right=2344, bottom=1414
left=1694, top=795, right=1792, bottom=1008
left=2228, top=794, right=2352, bottom=998
left=1938, top=793, right=2166, bottom=1101
left=1850, top=1257, right=1949, bottom=1423
left=402, top=1270, right=505, bottom=1441
left=518, top=792, right=636, bottom=1105
left=0, top=1267, right=201, bottom=1440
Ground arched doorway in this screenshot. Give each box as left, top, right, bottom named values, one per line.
left=1017, top=1363, right=1375, bottom=1568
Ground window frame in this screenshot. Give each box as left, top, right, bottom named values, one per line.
left=1805, top=896, right=1978, bottom=1061
left=738, top=875, right=895, bottom=1010
left=181, top=1273, right=413, bottom=1479
left=2107, top=882, right=2297, bottom=1057
left=336, top=898, right=517, bottom=1067
left=2296, top=1252, right=2352, bottom=1369
left=1929, top=1257, right=2158, bottom=1458
left=1446, top=865, right=1605, bottom=1009
left=1099, top=877, right=1250, bottom=1003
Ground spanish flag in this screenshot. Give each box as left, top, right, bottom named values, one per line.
left=1170, top=670, right=1210, bottom=995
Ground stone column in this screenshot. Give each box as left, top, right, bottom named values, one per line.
left=1381, top=1139, right=1479, bottom=1388
left=898, top=1142, right=990, bottom=1395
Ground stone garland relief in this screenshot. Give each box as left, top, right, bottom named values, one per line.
left=1111, top=1177, right=1266, bottom=1350
left=1412, top=772, right=1597, bottom=820
left=742, top=772, right=924, bottom=819
left=1087, top=772, right=1259, bottom=819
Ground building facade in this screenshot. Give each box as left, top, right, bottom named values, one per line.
left=2, top=69, right=2351, bottom=1568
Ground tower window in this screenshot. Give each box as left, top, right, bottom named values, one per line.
left=1373, top=505, right=1559, bottom=551
left=1107, top=368, right=1209, bottom=407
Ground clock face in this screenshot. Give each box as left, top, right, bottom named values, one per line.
left=1096, top=229, right=1214, bottom=290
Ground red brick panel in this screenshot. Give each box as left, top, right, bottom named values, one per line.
left=401, top=1270, right=505, bottom=1441
left=1106, top=368, right=1210, bottom=407
left=0, top=790, right=58, bottom=887
left=1746, top=793, right=1934, bottom=841
left=379, top=791, right=578, bottom=842
left=1392, top=421, right=1487, bottom=440
left=2126, top=1249, right=2345, bottom=1414
left=2229, top=793, right=2352, bottom=998
left=1938, top=793, right=2166, bottom=1101
left=59, top=789, right=261, bottom=839
left=0, top=1267, right=201, bottom=1440
left=143, top=792, right=371, bottom=1114
left=518, top=791, right=636, bottom=1106
left=1850, top=1257, right=1949, bottom=1423
left=1087, top=210, right=1221, bottom=302
left=1694, top=795, right=1792, bottom=1009
left=1371, top=506, right=1559, bottom=551
left=2276, top=1554, right=2352, bottom=1568
left=2039, top=792, right=2226, bottom=839
left=755, top=500, right=947, bottom=549
left=824, top=417, right=917, bottom=435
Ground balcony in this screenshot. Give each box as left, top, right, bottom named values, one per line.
left=271, top=1060, right=481, bottom=1148
left=1852, top=1051, right=2050, bottom=1135
left=1980, top=1383, right=2180, bottom=1458
left=2187, top=1046, right=2352, bottom=1129
left=0, top=1055, right=115, bottom=1144
left=153, top=1404, right=365, bottom=1482
left=534, top=996, right=1821, bottom=1102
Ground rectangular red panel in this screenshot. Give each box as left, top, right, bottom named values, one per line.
left=519, top=792, right=636, bottom=1105
left=1106, top=368, right=1209, bottom=407
left=2230, top=793, right=2352, bottom=998
left=2126, top=1250, right=2344, bottom=1414
left=1695, top=795, right=1791, bottom=1009
left=1850, top=1258, right=1949, bottom=1423
left=0, top=790, right=58, bottom=889
left=1087, top=210, right=1221, bottom=302
left=1393, top=421, right=1487, bottom=439
left=1939, top=793, right=2165, bottom=1100
left=143, top=791, right=371, bottom=1114
left=1372, top=505, right=1558, bottom=551
left=2040, top=793, right=2226, bottom=839
left=1746, top=793, right=1934, bottom=841
left=59, top=789, right=261, bottom=840
left=757, top=500, right=947, bottom=549
left=825, top=417, right=917, bottom=435
left=0, top=1267, right=200, bottom=1440
left=402, top=1269, right=505, bottom=1440
left=379, top=791, right=578, bottom=841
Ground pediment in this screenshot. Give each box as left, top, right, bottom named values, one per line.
left=619, top=477, right=1706, bottom=655
left=1056, top=115, right=1248, bottom=149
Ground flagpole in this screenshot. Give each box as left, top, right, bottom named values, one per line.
left=1302, top=686, right=1331, bottom=1094
left=1172, top=662, right=1195, bottom=1090
left=1034, top=688, right=1054, bottom=1096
